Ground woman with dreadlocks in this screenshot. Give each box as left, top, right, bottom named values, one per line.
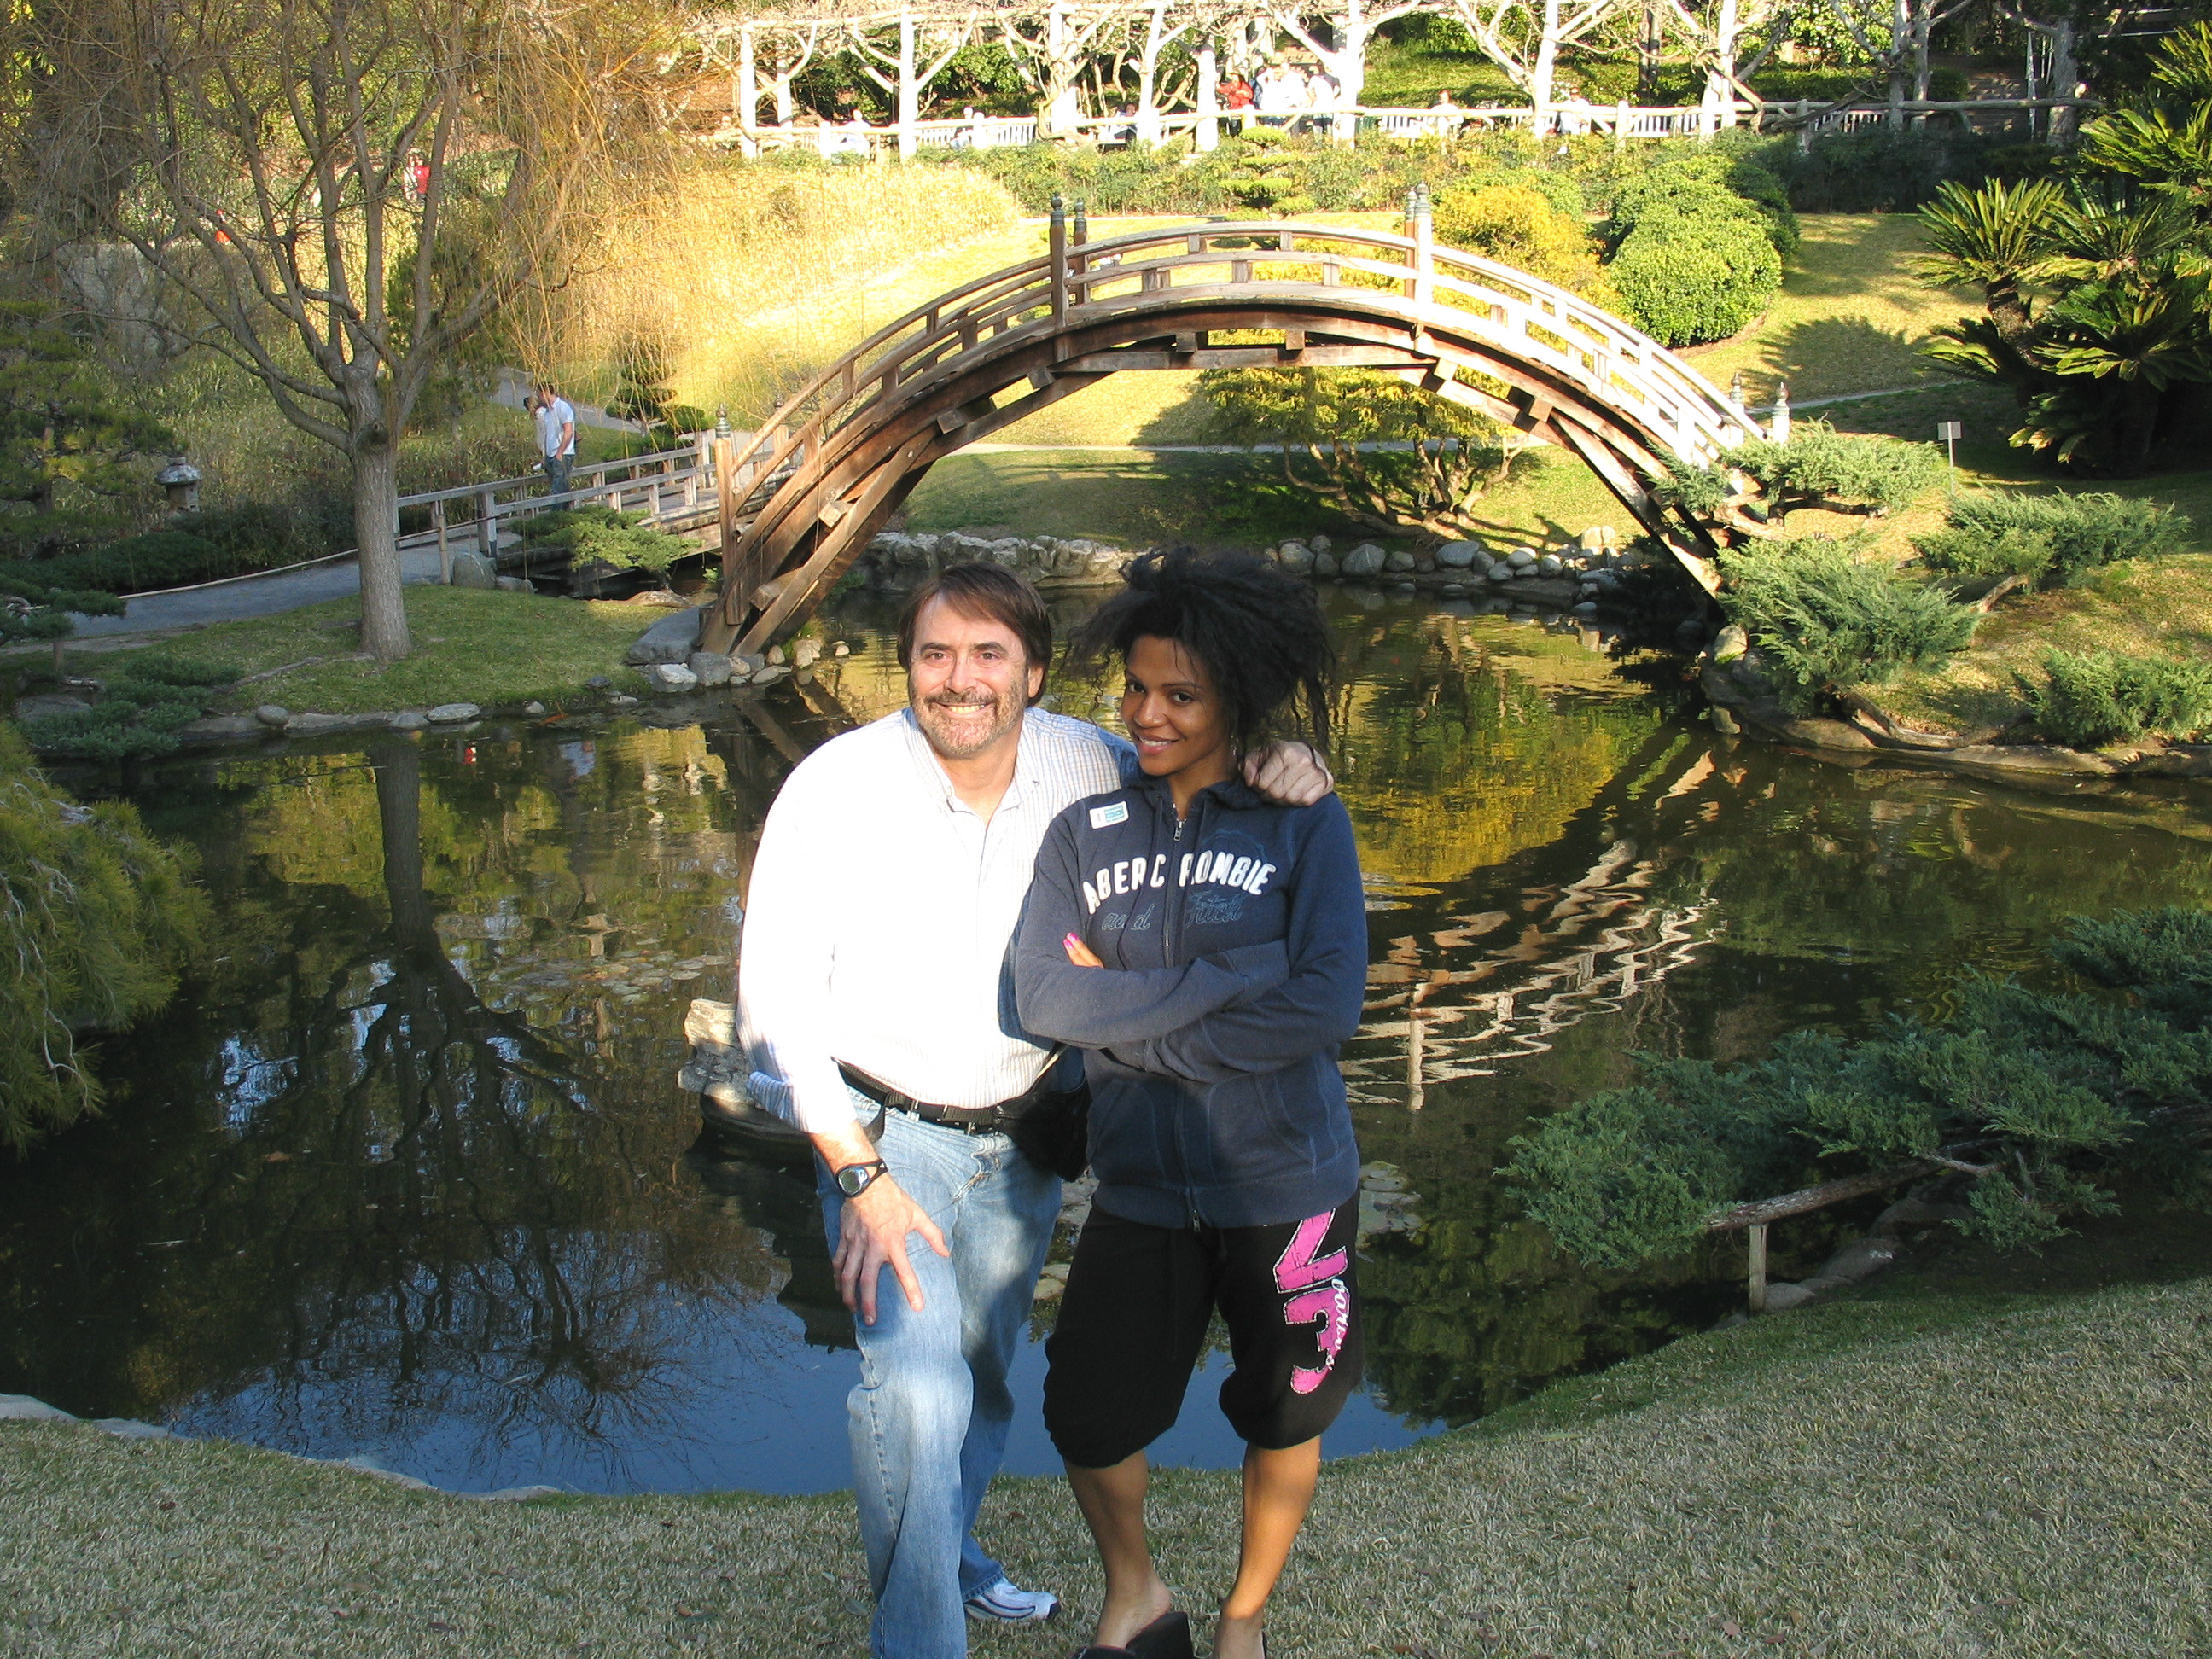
left=1014, top=549, right=1367, bottom=1659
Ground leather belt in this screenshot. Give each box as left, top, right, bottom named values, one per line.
left=838, top=1062, right=1009, bottom=1135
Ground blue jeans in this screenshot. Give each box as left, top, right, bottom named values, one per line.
left=541, top=452, right=573, bottom=500
left=818, top=1103, right=1062, bottom=1659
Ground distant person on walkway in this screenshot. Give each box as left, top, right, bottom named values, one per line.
left=533, top=382, right=576, bottom=500
left=1014, top=549, right=1367, bottom=1659
left=1220, top=72, right=1254, bottom=112
left=1254, top=58, right=1307, bottom=125
left=737, top=563, right=1335, bottom=1659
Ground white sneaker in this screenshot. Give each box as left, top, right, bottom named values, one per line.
left=963, top=1576, right=1060, bottom=1625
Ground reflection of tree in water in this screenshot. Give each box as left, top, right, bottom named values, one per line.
left=178, top=737, right=799, bottom=1477
left=0, top=730, right=803, bottom=1485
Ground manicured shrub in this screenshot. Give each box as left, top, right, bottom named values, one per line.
left=516, top=506, right=690, bottom=573
left=1505, top=908, right=2212, bottom=1260
left=1609, top=212, right=1781, bottom=345
left=1718, top=537, right=1981, bottom=710
left=1727, top=423, right=1947, bottom=516
left=17, top=655, right=239, bottom=760
left=1916, top=492, right=2191, bottom=588
left=1609, top=154, right=1796, bottom=257
left=1432, top=184, right=1619, bottom=306
left=2028, top=648, right=2212, bottom=748
left=1444, top=166, right=1586, bottom=220
left=0, top=724, right=208, bottom=1149
left=2, top=530, right=228, bottom=599
left=185, top=501, right=335, bottom=570
left=1777, top=128, right=1999, bottom=212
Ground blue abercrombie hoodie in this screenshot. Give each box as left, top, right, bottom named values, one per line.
left=1012, top=769, right=1366, bottom=1230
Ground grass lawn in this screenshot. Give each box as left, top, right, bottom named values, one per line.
left=3, top=1273, right=2205, bottom=1656
left=1878, top=553, right=2212, bottom=735
left=1681, top=214, right=1977, bottom=405
left=55, top=588, right=663, bottom=716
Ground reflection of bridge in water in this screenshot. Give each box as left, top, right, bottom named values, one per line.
left=1342, top=731, right=1733, bottom=1106
left=1347, top=837, right=1713, bottom=1107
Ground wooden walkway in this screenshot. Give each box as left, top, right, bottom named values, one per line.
left=700, top=196, right=1764, bottom=655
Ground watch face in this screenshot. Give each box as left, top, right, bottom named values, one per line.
left=836, top=1161, right=882, bottom=1197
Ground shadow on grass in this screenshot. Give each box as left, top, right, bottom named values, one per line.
left=1759, top=315, right=1931, bottom=396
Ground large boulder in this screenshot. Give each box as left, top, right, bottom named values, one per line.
left=625, top=605, right=707, bottom=666
left=1311, top=552, right=1340, bottom=579
left=649, top=662, right=699, bottom=694
left=688, top=651, right=734, bottom=688
left=1276, top=542, right=1314, bottom=575
left=449, top=552, right=498, bottom=590
left=1384, top=549, right=1417, bottom=573
left=791, top=639, right=822, bottom=668
left=426, top=702, right=481, bottom=724
left=1339, top=543, right=1387, bottom=579
left=1435, top=540, right=1484, bottom=569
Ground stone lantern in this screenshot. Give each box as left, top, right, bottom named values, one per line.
left=156, top=455, right=202, bottom=514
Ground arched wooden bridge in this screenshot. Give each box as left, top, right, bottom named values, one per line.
left=703, top=200, right=1766, bottom=655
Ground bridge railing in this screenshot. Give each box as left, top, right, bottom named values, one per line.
left=711, top=212, right=1759, bottom=614
left=394, top=439, right=724, bottom=582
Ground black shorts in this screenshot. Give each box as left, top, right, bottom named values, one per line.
left=1043, top=1197, right=1363, bottom=1469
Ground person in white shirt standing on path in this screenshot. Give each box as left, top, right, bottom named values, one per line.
left=533, top=381, right=576, bottom=501
left=739, top=563, right=1333, bottom=1659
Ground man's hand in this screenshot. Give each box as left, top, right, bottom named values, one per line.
left=812, top=1121, right=949, bottom=1324
left=835, top=1175, right=950, bottom=1325
left=1244, top=740, right=1335, bottom=806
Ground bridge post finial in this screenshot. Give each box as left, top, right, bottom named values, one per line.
left=1729, top=370, right=1745, bottom=410
left=1073, top=197, right=1088, bottom=247
left=1049, top=195, right=1068, bottom=330
left=1772, top=380, right=1792, bottom=445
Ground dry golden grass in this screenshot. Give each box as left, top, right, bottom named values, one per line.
left=517, top=160, right=1027, bottom=424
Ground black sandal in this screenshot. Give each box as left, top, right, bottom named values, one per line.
left=1073, top=1609, right=1194, bottom=1659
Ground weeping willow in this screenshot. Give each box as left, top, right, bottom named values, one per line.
left=0, top=725, right=207, bottom=1151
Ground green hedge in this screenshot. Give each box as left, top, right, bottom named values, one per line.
left=15, top=656, right=239, bottom=761
left=2029, top=648, right=2212, bottom=748
left=1609, top=211, right=1781, bottom=345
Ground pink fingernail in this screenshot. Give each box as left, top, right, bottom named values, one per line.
left=1064, top=932, right=1082, bottom=950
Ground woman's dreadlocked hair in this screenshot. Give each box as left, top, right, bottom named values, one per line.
left=1067, top=546, right=1336, bottom=756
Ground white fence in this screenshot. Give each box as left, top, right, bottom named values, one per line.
left=704, top=93, right=2090, bottom=157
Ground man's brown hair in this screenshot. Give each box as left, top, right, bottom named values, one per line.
left=897, top=563, right=1055, bottom=705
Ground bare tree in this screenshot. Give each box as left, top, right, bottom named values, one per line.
left=849, top=9, right=977, bottom=156
left=1003, top=0, right=1127, bottom=134
left=26, top=0, right=665, bottom=660
left=1651, top=0, right=1796, bottom=125
left=1267, top=0, right=1431, bottom=107
left=1448, top=0, right=1627, bottom=116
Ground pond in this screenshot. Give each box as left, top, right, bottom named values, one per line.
left=7, top=589, right=2212, bottom=1496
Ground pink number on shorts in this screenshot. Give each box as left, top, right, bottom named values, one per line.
left=1284, top=1280, right=1349, bottom=1395
left=1272, top=1209, right=1348, bottom=1294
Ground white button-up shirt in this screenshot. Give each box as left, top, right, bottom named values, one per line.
left=738, top=707, right=1130, bottom=1134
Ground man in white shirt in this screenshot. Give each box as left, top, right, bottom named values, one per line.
left=533, top=381, right=576, bottom=500
left=739, top=563, right=1331, bottom=1659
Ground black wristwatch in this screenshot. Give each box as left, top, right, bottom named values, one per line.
left=835, top=1159, right=890, bottom=1199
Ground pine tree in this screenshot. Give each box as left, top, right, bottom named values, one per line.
left=0, top=296, right=172, bottom=561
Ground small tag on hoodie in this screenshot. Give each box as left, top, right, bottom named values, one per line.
left=1089, top=800, right=1129, bottom=829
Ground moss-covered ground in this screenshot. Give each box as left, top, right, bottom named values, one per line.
left=3, top=1271, right=2205, bottom=1657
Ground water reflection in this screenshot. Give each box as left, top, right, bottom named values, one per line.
left=3, top=591, right=2209, bottom=1492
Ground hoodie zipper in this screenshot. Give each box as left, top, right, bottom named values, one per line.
left=1169, top=788, right=1206, bottom=1229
